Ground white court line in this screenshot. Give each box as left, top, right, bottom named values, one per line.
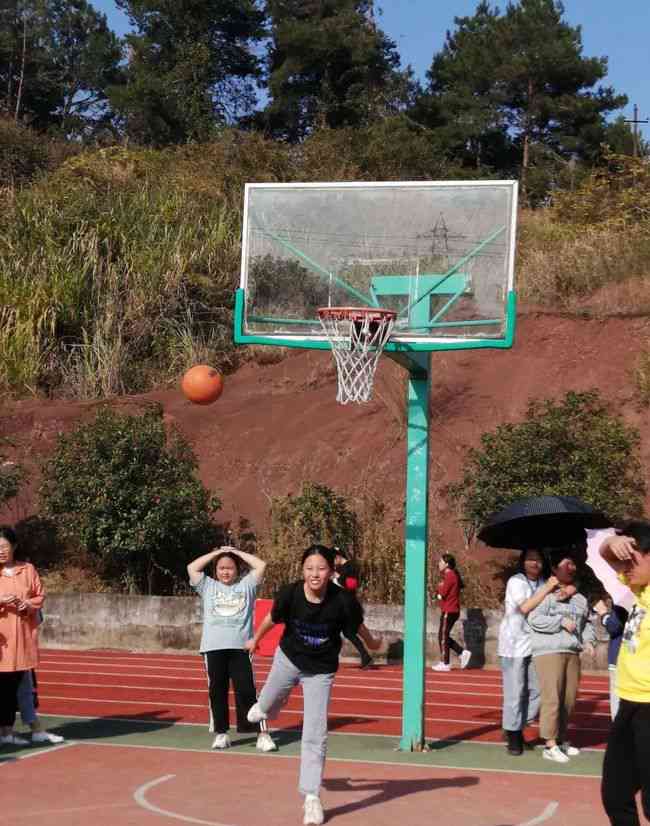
left=134, top=774, right=235, bottom=826
left=519, top=802, right=559, bottom=826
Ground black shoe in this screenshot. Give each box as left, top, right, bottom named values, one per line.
left=360, top=655, right=374, bottom=670
left=506, top=730, right=523, bottom=756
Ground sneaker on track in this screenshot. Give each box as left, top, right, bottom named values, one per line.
left=559, top=742, right=580, bottom=756
left=0, top=734, right=29, bottom=746
left=247, top=702, right=268, bottom=724
left=303, top=794, right=324, bottom=825
left=460, top=649, right=472, bottom=669
left=31, top=731, right=64, bottom=744
left=431, top=662, right=451, bottom=672
left=256, top=732, right=277, bottom=752
left=542, top=745, right=569, bottom=763
left=211, top=733, right=231, bottom=750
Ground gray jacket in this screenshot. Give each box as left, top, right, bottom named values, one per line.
left=528, top=591, right=596, bottom=657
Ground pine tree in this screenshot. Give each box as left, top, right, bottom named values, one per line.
left=109, top=0, right=266, bottom=145
left=263, top=0, right=412, bottom=142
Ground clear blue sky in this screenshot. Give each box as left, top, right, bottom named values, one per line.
left=95, top=0, right=649, bottom=140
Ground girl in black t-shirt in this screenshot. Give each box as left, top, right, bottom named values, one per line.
left=246, top=544, right=379, bottom=826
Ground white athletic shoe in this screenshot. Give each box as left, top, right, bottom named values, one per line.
left=0, top=734, right=29, bottom=746
left=256, top=732, right=277, bottom=752
left=31, top=731, right=64, bottom=744
left=247, top=702, right=268, bottom=724
left=431, top=662, right=451, bottom=672
left=542, top=745, right=570, bottom=764
left=460, top=649, right=472, bottom=669
left=211, top=733, right=231, bottom=750
left=559, top=742, right=580, bottom=756
left=303, top=794, right=324, bottom=825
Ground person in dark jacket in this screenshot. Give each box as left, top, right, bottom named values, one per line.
left=332, top=548, right=373, bottom=669
left=594, top=596, right=629, bottom=720
left=433, top=554, right=471, bottom=672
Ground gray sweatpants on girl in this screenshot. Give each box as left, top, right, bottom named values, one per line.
left=500, top=655, right=540, bottom=732
left=258, top=647, right=334, bottom=797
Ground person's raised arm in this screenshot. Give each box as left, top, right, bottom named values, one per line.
left=230, top=548, right=267, bottom=582
left=187, top=549, right=221, bottom=586
left=600, top=534, right=636, bottom=573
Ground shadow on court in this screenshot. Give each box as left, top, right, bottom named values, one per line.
left=34, top=711, right=179, bottom=741
left=323, top=775, right=480, bottom=818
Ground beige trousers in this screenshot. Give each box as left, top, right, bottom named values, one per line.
left=533, top=652, right=581, bottom=742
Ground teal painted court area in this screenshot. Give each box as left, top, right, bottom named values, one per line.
left=0, top=649, right=623, bottom=826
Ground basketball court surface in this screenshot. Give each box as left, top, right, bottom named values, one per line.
left=1, top=648, right=633, bottom=826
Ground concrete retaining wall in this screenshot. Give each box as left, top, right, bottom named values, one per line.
left=40, top=594, right=610, bottom=670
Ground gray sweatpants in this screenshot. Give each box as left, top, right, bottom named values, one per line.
left=500, top=655, right=540, bottom=732
left=258, top=647, right=334, bottom=796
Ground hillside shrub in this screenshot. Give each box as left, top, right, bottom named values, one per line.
left=0, top=446, right=23, bottom=507
left=448, top=390, right=645, bottom=542
left=39, top=404, right=221, bottom=594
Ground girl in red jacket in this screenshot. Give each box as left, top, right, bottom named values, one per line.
left=433, top=554, right=471, bottom=672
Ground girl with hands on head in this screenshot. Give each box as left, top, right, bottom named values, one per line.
left=187, top=544, right=276, bottom=753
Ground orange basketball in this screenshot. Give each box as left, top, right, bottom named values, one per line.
left=181, top=365, right=224, bottom=405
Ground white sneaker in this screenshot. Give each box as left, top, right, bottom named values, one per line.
left=432, top=662, right=451, bottom=672
left=211, top=733, right=231, bottom=750
left=0, top=734, right=29, bottom=746
left=247, top=702, right=268, bottom=724
left=543, top=745, right=570, bottom=763
left=460, top=649, right=472, bottom=669
left=31, top=731, right=64, bottom=744
left=559, top=742, right=580, bottom=756
left=256, top=732, right=277, bottom=752
left=303, top=794, right=324, bottom=825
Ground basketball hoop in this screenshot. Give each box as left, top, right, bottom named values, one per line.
left=317, top=306, right=396, bottom=404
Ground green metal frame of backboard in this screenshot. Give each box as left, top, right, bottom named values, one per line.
left=233, top=180, right=518, bottom=751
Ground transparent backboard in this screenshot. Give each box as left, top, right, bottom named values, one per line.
left=237, top=181, right=518, bottom=352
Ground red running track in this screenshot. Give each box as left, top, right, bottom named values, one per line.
left=37, top=649, right=611, bottom=748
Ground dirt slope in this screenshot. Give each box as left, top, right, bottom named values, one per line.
left=1, top=313, right=649, bottom=549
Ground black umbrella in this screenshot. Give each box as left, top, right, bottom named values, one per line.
left=477, top=495, right=611, bottom=550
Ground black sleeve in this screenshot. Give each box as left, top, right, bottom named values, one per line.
left=341, top=590, right=364, bottom=637
left=271, top=583, right=295, bottom=624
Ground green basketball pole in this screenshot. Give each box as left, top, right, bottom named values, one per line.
left=389, top=352, right=431, bottom=750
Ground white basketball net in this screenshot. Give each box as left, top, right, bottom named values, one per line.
left=318, top=307, right=396, bottom=405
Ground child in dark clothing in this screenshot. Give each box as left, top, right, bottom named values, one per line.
left=332, top=548, right=373, bottom=669
left=594, top=597, right=629, bottom=720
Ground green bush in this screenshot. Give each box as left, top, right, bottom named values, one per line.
left=39, top=404, right=221, bottom=593
left=448, top=390, right=646, bottom=542
left=0, top=443, right=23, bottom=508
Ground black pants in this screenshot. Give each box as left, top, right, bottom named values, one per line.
left=205, top=650, right=260, bottom=734
left=602, top=699, right=650, bottom=826
left=438, top=612, right=463, bottom=664
left=0, top=671, right=25, bottom=728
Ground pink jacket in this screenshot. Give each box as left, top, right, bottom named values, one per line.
left=0, top=562, right=44, bottom=672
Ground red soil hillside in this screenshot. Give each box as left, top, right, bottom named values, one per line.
left=1, top=312, right=649, bottom=550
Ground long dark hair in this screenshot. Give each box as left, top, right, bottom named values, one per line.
left=516, top=549, right=551, bottom=580
left=442, top=553, right=464, bottom=590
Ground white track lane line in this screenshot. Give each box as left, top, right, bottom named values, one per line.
left=134, top=774, right=235, bottom=826
left=518, top=802, right=559, bottom=826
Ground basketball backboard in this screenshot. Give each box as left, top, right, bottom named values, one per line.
left=234, top=180, right=518, bottom=353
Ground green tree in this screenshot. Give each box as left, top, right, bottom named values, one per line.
left=0, top=449, right=23, bottom=507
left=449, top=390, right=645, bottom=542
left=0, top=0, right=122, bottom=135
left=39, top=405, right=221, bottom=594
left=109, top=0, right=265, bottom=144
left=263, top=0, right=413, bottom=142
left=418, top=1, right=627, bottom=197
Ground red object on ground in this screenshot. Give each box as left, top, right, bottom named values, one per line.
left=181, top=365, right=224, bottom=405
left=254, top=598, right=284, bottom=657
